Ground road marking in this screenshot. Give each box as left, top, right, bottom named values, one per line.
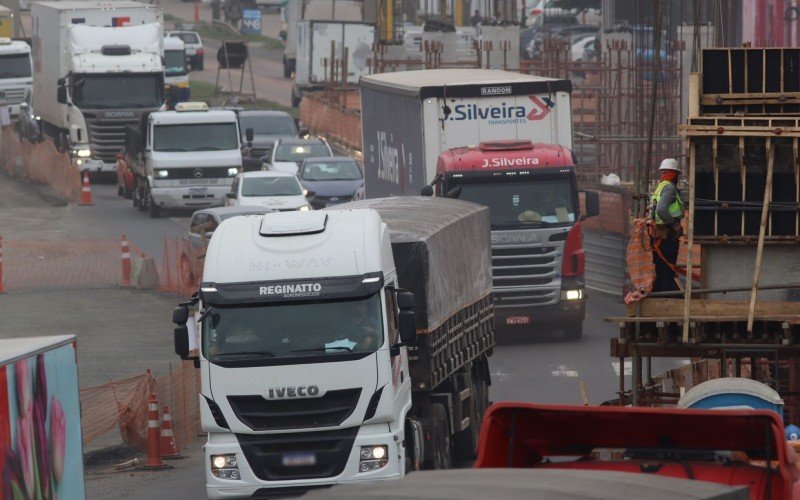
left=549, top=364, right=579, bottom=378
left=611, top=361, right=632, bottom=376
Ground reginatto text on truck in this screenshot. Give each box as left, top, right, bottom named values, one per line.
left=32, top=1, right=164, bottom=173
left=359, top=69, right=600, bottom=339
left=120, top=102, right=242, bottom=218
left=170, top=197, right=494, bottom=498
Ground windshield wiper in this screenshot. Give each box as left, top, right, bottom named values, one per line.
left=213, top=351, right=275, bottom=358
left=291, top=346, right=353, bottom=354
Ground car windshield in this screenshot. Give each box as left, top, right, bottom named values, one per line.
left=301, top=161, right=362, bottom=181
left=164, top=50, right=187, bottom=76
left=173, top=32, right=199, bottom=44
left=202, top=294, right=383, bottom=361
left=451, top=177, right=576, bottom=229
left=242, top=176, right=302, bottom=196
left=0, top=53, right=31, bottom=78
left=71, top=74, right=163, bottom=109
left=240, top=115, right=297, bottom=136
left=153, top=123, right=239, bottom=152
left=274, top=144, right=330, bottom=162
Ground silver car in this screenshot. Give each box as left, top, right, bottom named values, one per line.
left=166, top=30, right=204, bottom=70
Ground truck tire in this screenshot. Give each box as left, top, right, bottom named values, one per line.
left=195, top=56, right=204, bottom=71
left=563, top=320, right=583, bottom=340
left=147, top=187, right=161, bottom=218
left=135, top=185, right=146, bottom=210
left=422, top=404, right=452, bottom=470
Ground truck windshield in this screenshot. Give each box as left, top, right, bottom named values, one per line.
left=274, top=144, right=330, bottom=162
left=202, top=294, right=383, bottom=362
left=71, top=74, right=163, bottom=109
left=153, top=123, right=239, bottom=152
left=242, top=176, right=302, bottom=196
left=451, top=177, right=576, bottom=229
left=164, top=50, right=187, bottom=76
left=0, top=54, right=31, bottom=78
left=240, top=115, right=297, bottom=136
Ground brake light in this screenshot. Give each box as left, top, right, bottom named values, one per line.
left=197, top=48, right=204, bottom=55
left=561, top=221, right=584, bottom=277
left=531, top=8, right=542, bottom=15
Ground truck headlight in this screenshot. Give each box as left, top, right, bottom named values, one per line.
left=358, top=445, right=388, bottom=473
left=561, top=289, right=584, bottom=301
left=75, top=149, right=91, bottom=158
left=227, top=167, right=239, bottom=176
left=210, top=454, right=240, bottom=480
left=156, top=170, right=169, bottom=178
left=298, top=205, right=310, bottom=211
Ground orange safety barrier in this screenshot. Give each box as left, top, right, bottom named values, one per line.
left=0, top=125, right=81, bottom=202
left=299, top=92, right=362, bottom=152
left=158, top=236, right=201, bottom=298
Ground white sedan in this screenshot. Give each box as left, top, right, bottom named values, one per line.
left=225, top=171, right=313, bottom=211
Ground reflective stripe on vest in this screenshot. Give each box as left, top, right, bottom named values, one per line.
left=651, top=180, right=684, bottom=225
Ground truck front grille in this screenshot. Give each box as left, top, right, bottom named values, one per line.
left=492, top=243, right=560, bottom=308
left=84, top=115, right=139, bottom=163
left=227, top=388, right=361, bottom=431
left=160, top=167, right=234, bottom=180
left=1, top=87, right=26, bottom=104
left=237, top=427, right=358, bottom=481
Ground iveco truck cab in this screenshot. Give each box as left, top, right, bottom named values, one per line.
left=0, top=37, right=32, bottom=117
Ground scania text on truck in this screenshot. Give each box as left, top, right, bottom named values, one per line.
left=171, top=197, right=494, bottom=497
left=359, top=69, right=598, bottom=338
left=121, top=102, right=242, bottom=218
left=0, top=37, right=32, bottom=117
left=32, top=1, right=164, bottom=173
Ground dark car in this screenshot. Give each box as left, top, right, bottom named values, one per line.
left=15, top=88, right=42, bottom=143
left=298, top=157, right=364, bottom=209
left=239, top=110, right=308, bottom=171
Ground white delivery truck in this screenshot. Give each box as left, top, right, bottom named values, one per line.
left=121, top=102, right=242, bottom=218
left=0, top=37, right=31, bottom=117
left=360, top=69, right=598, bottom=339
left=292, top=20, right=374, bottom=107
left=283, top=0, right=363, bottom=79
left=0, top=335, right=86, bottom=499
left=171, top=197, right=494, bottom=497
left=32, top=1, right=164, bottom=173
left=163, top=36, right=190, bottom=107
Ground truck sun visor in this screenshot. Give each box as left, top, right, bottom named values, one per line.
left=259, top=211, right=328, bottom=236
left=199, top=273, right=383, bottom=305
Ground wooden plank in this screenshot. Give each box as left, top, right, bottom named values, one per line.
left=748, top=140, right=775, bottom=332
left=683, top=141, right=697, bottom=342
left=608, top=315, right=800, bottom=323
left=740, top=136, right=746, bottom=236
left=688, top=73, right=700, bottom=117
left=625, top=298, right=800, bottom=317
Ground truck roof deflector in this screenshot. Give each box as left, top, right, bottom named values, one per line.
left=259, top=212, right=328, bottom=236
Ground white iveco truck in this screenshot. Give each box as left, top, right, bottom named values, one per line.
left=32, top=1, right=164, bottom=172
left=0, top=38, right=32, bottom=117
left=172, top=197, right=494, bottom=497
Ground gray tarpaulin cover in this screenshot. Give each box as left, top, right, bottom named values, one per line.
left=333, top=197, right=493, bottom=333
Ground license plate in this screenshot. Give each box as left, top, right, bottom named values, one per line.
left=189, top=187, right=208, bottom=193
left=282, top=452, right=316, bottom=467
left=506, top=316, right=531, bottom=325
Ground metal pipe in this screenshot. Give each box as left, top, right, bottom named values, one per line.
left=647, top=282, right=800, bottom=298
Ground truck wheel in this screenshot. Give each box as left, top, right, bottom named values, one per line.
left=135, top=186, right=146, bottom=211
left=195, top=57, right=204, bottom=71
left=147, top=188, right=161, bottom=218
left=563, top=320, right=583, bottom=340
left=422, top=404, right=452, bottom=470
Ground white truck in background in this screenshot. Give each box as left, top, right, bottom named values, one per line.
left=0, top=37, right=32, bottom=117
left=172, top=197, right=495, bottom=497
left=121, top=102, right=242, bottom=218
left=283, top=0, right=363, bottom=78
left=32, top=1, right=164, bottom=173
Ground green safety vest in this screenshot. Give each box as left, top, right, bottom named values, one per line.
left=651, top=180, right=684, bottom=225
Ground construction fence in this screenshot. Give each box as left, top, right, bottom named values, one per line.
left=0, top=124, right=81, bottom=202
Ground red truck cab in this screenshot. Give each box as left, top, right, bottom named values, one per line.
left=431, top=140, right=598, bottom=339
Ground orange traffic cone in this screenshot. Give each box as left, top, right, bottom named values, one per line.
left=79, top=172, right=93, bottom=206
left=160, top=405, right=181, bottom=459
left=142, top=395, right=168, bottom=469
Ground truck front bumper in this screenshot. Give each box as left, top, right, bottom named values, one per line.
left=205, top=424, right=403, bottom=499
left=74, top=157, right=115, bottom=173
left=494, top=297, right=586, bottom=330
left=150, top=186, right=228, bottom=210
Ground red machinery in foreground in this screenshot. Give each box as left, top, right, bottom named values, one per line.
left=475, top=403, right=800, bottom=499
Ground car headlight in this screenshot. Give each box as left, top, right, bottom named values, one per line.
left=227, top=167, right=239, bottom=176
left=210, top=454, right=240, bottom=480
left=156, top=170, right=169, bottom=178
left=561, top=289, right=584, bottom=300
left=359, top=445, right=389, bottom=473
left=298, top=205, right=310, bottom=211
left=75, top=149, right=91, bottom=158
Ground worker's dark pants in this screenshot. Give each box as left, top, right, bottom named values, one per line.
left=653, top=236, right=679, bottom=292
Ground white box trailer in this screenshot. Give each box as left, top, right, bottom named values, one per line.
left=291, top=20, right=374, bottom=107
left=359, top=69, right=573, bottom=197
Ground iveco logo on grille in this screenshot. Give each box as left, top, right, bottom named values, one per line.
left=103, top=110, right=135, bottom=119
left=193, top=168, right=204, bottom=178
left=492, top=233, right=538, bottom=244
left=266, top=386, right=320, bottom=399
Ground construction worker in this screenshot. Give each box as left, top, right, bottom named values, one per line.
left=650, top=158, right=685, bottom=292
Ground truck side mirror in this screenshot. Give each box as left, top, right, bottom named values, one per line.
left=56, top=86, right=67, bottom=105
left=245, top=127, right=254, bottom=142
left=172, top=305, right=189, bottom=325
left=583, top=190, right=600, bottom=218
left=420, top=185, right=434, bottom=197
left=174, top=325, right=191, bottom=359
left=396, top=291, right=417, bottom=343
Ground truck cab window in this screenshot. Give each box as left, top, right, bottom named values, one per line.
left=190, top=214, right=207, bottom=234
left=384, top=288, right=398, bottom=343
